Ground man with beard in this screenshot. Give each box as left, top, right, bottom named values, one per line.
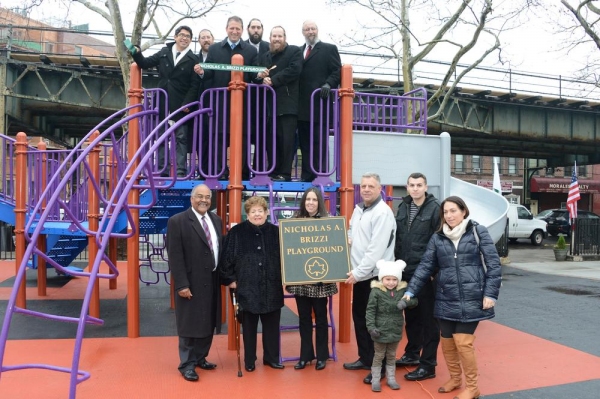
left=256, top=26, right=302, bottom=181
left=194, top=29, right=214, bottom=173
left=246, top=18, right=269, bottom=55
left=195, top=16, right=258, bottom=180
left=198, top=29, right=214, bottom=62
left=298, top=20, right=341, bottom=182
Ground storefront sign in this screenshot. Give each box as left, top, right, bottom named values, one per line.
left=477, top=180, right=513, bottom=192
left=279, top=217, right=351, bottom=284
left=530, top=177, right=600, bottom=193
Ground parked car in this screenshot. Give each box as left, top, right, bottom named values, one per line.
left=507, top=204, right=547, bottom=246
left=535, top=209, right=600, bottom=237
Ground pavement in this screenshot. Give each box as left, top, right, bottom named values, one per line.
left=486, top=239, right=600, bottom=398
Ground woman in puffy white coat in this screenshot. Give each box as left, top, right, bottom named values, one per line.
left=403, top=196, right=501, bottom=399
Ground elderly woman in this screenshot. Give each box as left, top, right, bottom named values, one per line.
left=286, top=187, right=338, bottom=371
left=403, top=196, right=501, bottom=399
left=220, top=196, right=285, bottom=372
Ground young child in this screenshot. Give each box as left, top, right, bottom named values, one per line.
left=366, top=259, right=418, bottom=392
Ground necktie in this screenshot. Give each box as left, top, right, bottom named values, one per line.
left=176, top=51, right=181, bottom=59
left=305, top=45, right=311, bottom=59
left=201, top=216, right=213, bottom=253
left=230, top=43, right=236, bottom=50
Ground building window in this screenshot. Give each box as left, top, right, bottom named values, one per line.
left=578, top=165, right=586, bottom=177
left=472, top=155, right=481, bottom=173
left=455, top=155, right=464, bottom=173
left=508, top=157, right=517, bottom=175
left=74, top=46, right=82, bottom=55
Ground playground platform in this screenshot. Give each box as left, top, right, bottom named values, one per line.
left=2, top=246, right=600, bottom=399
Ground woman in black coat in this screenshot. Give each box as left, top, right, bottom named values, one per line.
left=403, top=196, right=501, bottom=399
left=285, top=187, right=337, bottom=371
left=220, top=196, right=284, bottom=372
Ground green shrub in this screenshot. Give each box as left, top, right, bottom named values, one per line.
left=555, top=235, right=567, bottom=250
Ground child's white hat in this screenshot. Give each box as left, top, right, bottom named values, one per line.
left=376, top=259, right=407, bottom=282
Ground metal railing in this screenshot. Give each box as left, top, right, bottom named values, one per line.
left=571, top=218, right=600, bottom=256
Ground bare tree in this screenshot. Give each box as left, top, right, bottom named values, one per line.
left=560, top=0, right=600, bottom=85
left=18, top=0, right=229, bottom=90
left=328, top=0, right=530, bottom=121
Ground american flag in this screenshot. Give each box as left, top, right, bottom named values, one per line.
left=566, top=164, right=580, bottom=222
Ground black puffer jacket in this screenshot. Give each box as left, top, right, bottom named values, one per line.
left=406, top=220, right=502, bottom=322
left=395, top=193, right=440, bottom=278
left=219, top=220, right=284, bottom=315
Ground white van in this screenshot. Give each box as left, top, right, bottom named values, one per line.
left=507, top=204, right=547, bottom=246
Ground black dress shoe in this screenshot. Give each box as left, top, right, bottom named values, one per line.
left=404, top=367, right=436, bottom=381
left=198, top=360, right=217, bottom=370
left=182, top=369, right=199, bottom=381
left=263, top=361, right=285, bottom=369
left=245, top=363, right=255, bottom=372
left=315, top=360, right=326, bottom=370
left=294, top=360, right=309, bottom=370
left=343, top=359, right=370, bottom=370
left=363, top=369, right=386, bottom=384
left=396, top=354, right=420, bottom=367
left=271, top=174, right=287, bottom=182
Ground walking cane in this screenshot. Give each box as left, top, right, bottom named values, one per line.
left=232, top=291, right=243, bottom=377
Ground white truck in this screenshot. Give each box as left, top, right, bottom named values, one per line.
left=507, top=204, right=547, bottom=246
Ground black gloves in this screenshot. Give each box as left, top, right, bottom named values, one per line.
left=397, top=299, right=409, bottom=311
left=320, top=83, right=331, bottom=99
left=368, top=329, right=381, bottom=339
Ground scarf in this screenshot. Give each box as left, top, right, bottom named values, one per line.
left=443, top=219, right=469, bottom=249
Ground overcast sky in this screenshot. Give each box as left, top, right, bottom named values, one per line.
left=3, top=0, right=595, bottom=98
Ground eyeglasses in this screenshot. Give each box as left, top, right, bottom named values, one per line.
left=177, top=33, right=192, bottom=39
left=193, top=194, right=211, bottom=200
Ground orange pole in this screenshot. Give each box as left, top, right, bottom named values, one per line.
left=338, top=65, right=355, bottom=343
left=217, top=191, right=227, bottom=324
left=170, top=273, right=175, bottom=310
left=127, top=63, right=142, bottom=338
left=87, top=131, right=101, bottom=318
left=36, top=140, right=47, bottom=296
left=226, top=54, right=246, bottom=350
left=108, top=149, right=117, bottom=290
left=14, top=132, right=27, bottom=308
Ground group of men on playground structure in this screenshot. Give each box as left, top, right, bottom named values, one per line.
left=129, top=16, right=341, bottom=182
left=165, top=167, right=502, bottom=399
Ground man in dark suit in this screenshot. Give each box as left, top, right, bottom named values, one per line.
left=132, top=26, right=200, bottom=177
left=246, top=18, right=269, bottom=55
left=195, top=16, right=258, bottom=180
left=297, top=20, right=341, bottom=182
left=167, top=184, right=222, bottom=382
left=256, top=26, right=303, bottom=181
left=245, top=18, right=269, bottom=175
left=194, top=29, right=214, bottom=174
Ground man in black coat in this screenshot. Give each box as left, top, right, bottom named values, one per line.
left=194, top=29, right=214, bottom=173
left=167, top=184, right=223, bottom=382
left=246, top=18, right=269, bottom=55
left=297, top=20, right=341, bottom=182
left=195, top=16, right=258, bottom=180
left=132, top=26, right=200, bottom=177
left=394, top=172, right=441, bottom=382
left=256, top=26, right=302, bottom=181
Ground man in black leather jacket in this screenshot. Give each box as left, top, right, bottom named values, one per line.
left=394, top=172, right=441, bottom=381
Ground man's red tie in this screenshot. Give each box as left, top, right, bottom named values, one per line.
left=305, top=45, right=312, bottom=59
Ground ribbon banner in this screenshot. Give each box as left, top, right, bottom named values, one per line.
left=199, top=63, right=265, bottom=73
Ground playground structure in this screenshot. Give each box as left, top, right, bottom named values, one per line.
left=0, top=56, right=509, bottom=398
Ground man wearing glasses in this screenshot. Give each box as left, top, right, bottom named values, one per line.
left=131, top=25, right=200, bottom=177
left=167, top=184, right=223, bottom=381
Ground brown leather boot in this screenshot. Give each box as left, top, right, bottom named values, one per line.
left=453, top=334, right=480, bottom=399
left=438, top=337, right=462, bottom=393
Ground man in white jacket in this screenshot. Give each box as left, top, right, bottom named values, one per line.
left=344, top=172, right=396, bottom=384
